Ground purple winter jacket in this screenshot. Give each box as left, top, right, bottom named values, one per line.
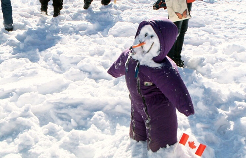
left=107, top=17, right=194, bottom=151
left=108, top=18, right=194, bottom=117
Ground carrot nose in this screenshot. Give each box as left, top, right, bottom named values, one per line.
left=132, top=42, right=146, bottom=48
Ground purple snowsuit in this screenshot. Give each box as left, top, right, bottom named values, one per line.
left=107, top=18, right=194, bottom=152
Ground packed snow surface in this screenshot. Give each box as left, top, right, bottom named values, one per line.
left=0, top=0, right=245, bottom=157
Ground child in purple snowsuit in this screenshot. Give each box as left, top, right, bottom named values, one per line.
left=107, top=17, right=194, bottom=152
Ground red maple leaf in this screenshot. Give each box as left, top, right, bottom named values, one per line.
left=188, top=141, right=197, bottom=149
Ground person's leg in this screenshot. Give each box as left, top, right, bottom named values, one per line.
left=101, top=0, right=110, bottom=5
left=1, top=0, right=13, bottom=31
left=167, top=20, right=182, bottom=60
left=173, top=19, right=188, bottom=60
left=53, top=0, right=63, bottom=17
left=172, top=3, right=192, bottom=65
left=39, top=0, right=49, bottom=14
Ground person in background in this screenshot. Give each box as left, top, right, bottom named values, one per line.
left=167, top=0, right=195, bottom=67
left=83, top=0, right=111, bottom=9
left=1, top=0, right=13, bottom=31
left=39, top=0, right=63, bottom=17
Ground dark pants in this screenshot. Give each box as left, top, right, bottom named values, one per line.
left=39, top=0, right=63, bottom=8
left=167, top=3, right=192, bottom=61
left=1, top=0, right=13, bottom=25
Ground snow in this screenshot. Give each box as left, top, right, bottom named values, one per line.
left=132, top=25, right=162, bottom=67
left=0, top=0, right=246, bottom=157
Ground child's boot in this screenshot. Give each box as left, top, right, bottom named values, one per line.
left=4, top=23, right=13, bottom=32
left=174, top=59, right=184, bottom=67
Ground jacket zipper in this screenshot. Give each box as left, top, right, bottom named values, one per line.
left=135, top=61, right=152, bottom=149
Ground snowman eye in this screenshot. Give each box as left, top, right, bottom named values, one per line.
left=150, top=35, right=154, bottom=38
left=145, top=33, right=148, bottom=37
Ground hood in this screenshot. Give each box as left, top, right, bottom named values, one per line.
left=134, top=17, right=178, bottom=63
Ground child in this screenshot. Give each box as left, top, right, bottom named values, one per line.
left=153, top=0, right=195, bottom=67
left=107, top=17, right=194, bottom=152
left=167, top=0, right=195, bottom=67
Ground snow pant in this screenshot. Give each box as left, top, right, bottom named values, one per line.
left=129, top=94, right=178, bottom=152
left=39, top=0, right=63, bottom=9
left=167, top=3, right=192, bottom=61
left=1, top=0, right=13, bottom=26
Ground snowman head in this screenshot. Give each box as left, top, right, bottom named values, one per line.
left=132, top=24, right=161, bottom=67
left=131, top=18, right=178, bottom=66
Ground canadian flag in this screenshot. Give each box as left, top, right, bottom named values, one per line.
left=179, top=133, right=206, bottom=157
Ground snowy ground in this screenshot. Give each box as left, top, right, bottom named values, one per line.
left=0, top=0, right=246, bottom=157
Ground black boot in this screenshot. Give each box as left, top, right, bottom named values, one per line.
left=4, top=23, right=13, bottom=32
left=41, top=4, right=48, bottom=15
left=83, top=1, right=92, bottom=9
left=53, top=6, right=61, bottom=17
left=174, top=59, right=184, bottom=67
left=101, top=0, right=110, bottom=5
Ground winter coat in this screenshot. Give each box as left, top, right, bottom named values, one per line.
left=107, top=17, right=194, bottom=152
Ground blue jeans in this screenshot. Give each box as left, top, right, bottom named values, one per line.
left=167, top=3, right=192, bottom=61
left=1, top=0, right=13, bottom=26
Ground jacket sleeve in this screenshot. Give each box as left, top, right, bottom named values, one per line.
left=146, top=65, right=194, bottom=117
left=107, top=49, right=130, bottom=78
